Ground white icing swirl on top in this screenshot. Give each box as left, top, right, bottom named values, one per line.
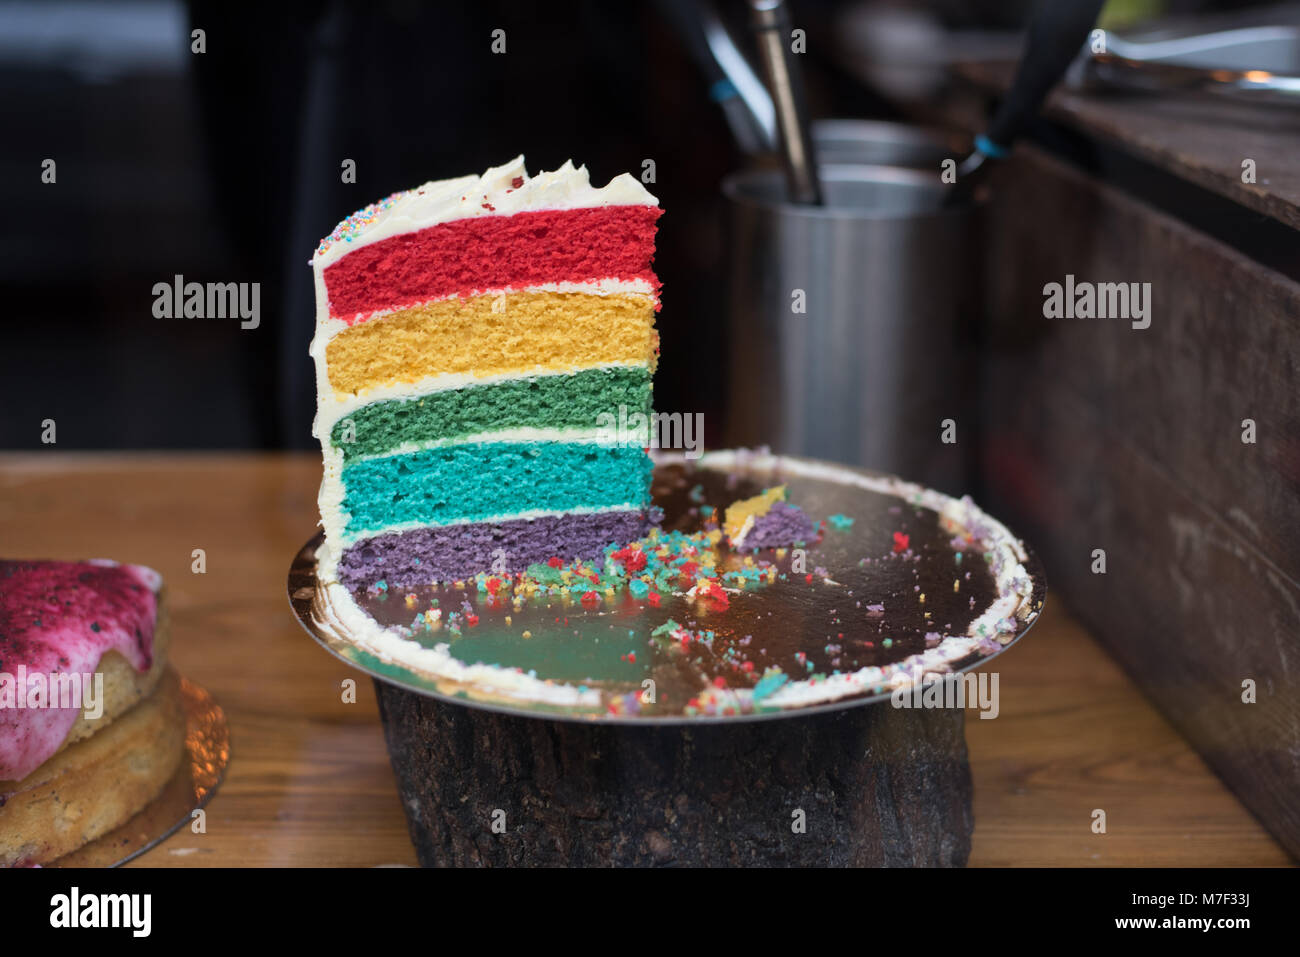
left=312, top=156, right=659, bottom=268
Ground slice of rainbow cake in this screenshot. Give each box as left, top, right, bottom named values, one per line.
left=310, top=157, right=661, bottom=588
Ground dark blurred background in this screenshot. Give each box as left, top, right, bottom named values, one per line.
left=0, top=0, right=1272, bottom=451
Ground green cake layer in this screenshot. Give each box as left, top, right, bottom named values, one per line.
left=331, top=366, right=652, bottom=461
left=340, top=441, right=654, bottom=537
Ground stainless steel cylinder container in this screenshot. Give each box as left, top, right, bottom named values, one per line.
left=721, top=160, right=978, bottom=493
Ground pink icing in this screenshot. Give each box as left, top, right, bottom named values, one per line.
left=0, top=560, right=159, bottom=782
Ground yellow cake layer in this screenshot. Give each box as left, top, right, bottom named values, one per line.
left=325, top=290, right=658, bottom=399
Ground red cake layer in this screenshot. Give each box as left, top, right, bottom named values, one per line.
left=324, top=205, right=663, bottom=324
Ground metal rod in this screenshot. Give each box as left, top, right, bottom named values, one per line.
left=750, top=0, right=822, bottom=205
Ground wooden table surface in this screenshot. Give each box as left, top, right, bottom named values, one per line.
left=0, top=453, right=1289, bottom=867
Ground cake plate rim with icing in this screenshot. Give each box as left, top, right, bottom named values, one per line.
left=287, top=450, right=1047, bottom=727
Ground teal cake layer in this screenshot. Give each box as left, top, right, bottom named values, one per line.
left=331, top=366, right=652, bottom=462
left=340, top=442, right=654, bottom=536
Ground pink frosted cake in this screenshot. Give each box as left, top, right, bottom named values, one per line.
left=0, top=559, right=183, bottom=866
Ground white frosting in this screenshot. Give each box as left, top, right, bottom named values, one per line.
left=316, top=444, right=347, bottom=577
left=311, top=156, right=658, bottom=269
left=345, top=427, right=647, bottom=463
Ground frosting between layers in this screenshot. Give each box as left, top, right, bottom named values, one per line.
left=0, top=559, right=161, bottom=782
left=342, top=428, right=650, bottom=464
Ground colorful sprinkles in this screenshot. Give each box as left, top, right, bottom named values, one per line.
left=315, top=191, right=405, bottom=258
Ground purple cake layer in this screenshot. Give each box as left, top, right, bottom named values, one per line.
left=744, top=501, right=818, bottom=549
left=337, top=510, right=649, bottom=588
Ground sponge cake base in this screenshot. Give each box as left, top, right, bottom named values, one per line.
left=0, top=667, right=184, bottom=867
